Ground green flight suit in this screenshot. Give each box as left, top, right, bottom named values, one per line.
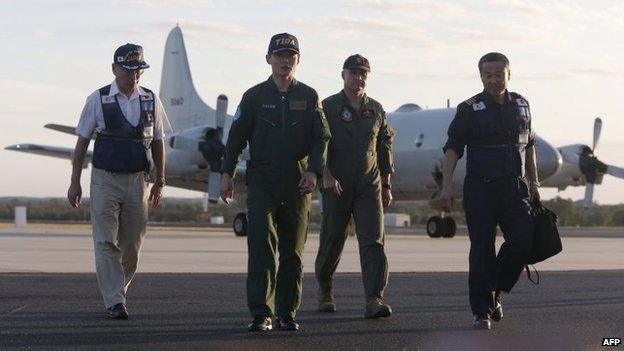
left=221, top=76, right=330, bottom=318
left=314, top=90, right=394, bottom=300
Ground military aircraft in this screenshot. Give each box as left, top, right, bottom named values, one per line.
left=6, top=26, right=624, bottom=238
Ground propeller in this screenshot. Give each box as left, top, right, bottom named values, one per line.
left=202, top=95, right=228, bottom=204
left=560, top=117, right=624, bottom=208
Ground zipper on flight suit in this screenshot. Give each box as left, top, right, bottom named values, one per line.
left=281, top=95, right=286, bottom=133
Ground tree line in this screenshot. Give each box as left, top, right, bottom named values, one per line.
left=1, top=196, right=623, bottom=227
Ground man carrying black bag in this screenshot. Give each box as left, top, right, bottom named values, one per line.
left=441, top=53, right=541, bottom=330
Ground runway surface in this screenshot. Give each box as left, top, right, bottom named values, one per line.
left=0, top=225, right=622, bottom=273
left=1, top=271, right=622, bottom=351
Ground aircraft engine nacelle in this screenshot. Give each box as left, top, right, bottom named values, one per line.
left=534, top=135, right=563, bottom=181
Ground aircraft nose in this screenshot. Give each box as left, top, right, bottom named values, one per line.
left=534, top=134, right=562, bottom=180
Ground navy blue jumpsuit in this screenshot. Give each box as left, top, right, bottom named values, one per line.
left=443, top=90, right=535, bottom=317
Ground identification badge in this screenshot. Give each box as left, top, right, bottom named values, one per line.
left=289, top=100, right=307, bottom=111
left=341, top=108, right=353, bottom=122
left=472, top=102, right=486, bottom=111
left=518, top=132, right=529, bottom=144
left=143, top=112, right=154, bottom=124
left=141, top=93, right=154, bottom=101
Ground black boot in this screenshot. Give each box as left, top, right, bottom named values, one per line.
left=248, top=316, right=272, bottom=332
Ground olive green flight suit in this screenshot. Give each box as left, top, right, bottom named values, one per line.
left=314, top=90, right=394, bottom=300
left=221, top=76, right=330, bottom=319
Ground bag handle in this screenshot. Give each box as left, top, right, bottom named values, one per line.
left=525, top=264, right=540, bottom=285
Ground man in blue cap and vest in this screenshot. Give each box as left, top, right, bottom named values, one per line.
left=67, top=43, right=169, bottom=319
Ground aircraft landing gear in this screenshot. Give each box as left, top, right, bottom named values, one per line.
left=233, top=212, right=247, bottom=237
left=426, top=215, right=456, bottom=238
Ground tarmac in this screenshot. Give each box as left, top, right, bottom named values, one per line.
left=0, top=223, right=622, bottom=350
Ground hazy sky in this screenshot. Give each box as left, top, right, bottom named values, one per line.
left=1, top=0, right=623, bottom=204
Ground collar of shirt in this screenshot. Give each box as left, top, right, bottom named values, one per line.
left=266, top=75, right=299, bottom=94
left=481, top=89, right=512, bottom=107
left=339, top=89, right=370, bottom=110
left=109, top=80, right=148, bottom=101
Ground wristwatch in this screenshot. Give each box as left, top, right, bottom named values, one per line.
left=154, top=178, right=166, bottom=187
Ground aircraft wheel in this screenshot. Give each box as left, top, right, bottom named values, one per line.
left=426, top=216, right=444, bottom=238
left=233, top=212, right=247, bottom=237
left=442, top=217, right=456, bottom=238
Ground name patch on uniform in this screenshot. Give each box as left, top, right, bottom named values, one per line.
left=362, top=109, right=375, bottom=118
left=472, top=102, right=486, bottom=111
left=101, top=95, right=116, bottom=104
left=289, top=100, right=307, bottom=111
left=262, top=104, right=276, bottom=109
left=516, top=98, right=528, bottom=107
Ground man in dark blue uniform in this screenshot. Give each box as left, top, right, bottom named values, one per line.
left=441, top=52, right=540, bottom=330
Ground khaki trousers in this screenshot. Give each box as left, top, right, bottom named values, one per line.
left=90, top=168, right=148, bottom=309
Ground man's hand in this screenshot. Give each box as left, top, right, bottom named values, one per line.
left=299, top=171, right=317, bottom=195
left=323, top=171, right=343, bottom=196
left=529, top=183, right=541, bottom=204
left=440, top=187, right=453, bottom=213
left=381, top=188, right=393, bottom=208
left=149, top=183, right=164, bottom=208
left=67, top=182, right=82, bottom=208
left=220, top=173, right=234, bottom=203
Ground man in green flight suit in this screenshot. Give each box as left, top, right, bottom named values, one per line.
left=219, top=33, right=330, bottom=332
left=314, top=54, right=395, bottom=319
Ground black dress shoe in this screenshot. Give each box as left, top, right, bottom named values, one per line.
left=276, top=317, right=299, bottom=331
left=248, top=316, right=272, bottom=332
left=107, top=303, right=129, bottom=320
left=472, top=314, right=492, bottom=330
left=491, top=292, right=503, bottom=322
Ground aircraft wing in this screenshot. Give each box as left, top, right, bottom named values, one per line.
left=5, top=144, right=92, bottom=168
left=45, top=123, right=77, bottom=136
left=45, top=123, right=96, bottom=139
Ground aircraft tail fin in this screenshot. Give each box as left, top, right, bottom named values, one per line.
left=160, top=25, right=215, bottom=133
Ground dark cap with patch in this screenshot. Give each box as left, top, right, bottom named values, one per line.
left=113, top=43, right=150, bottom=70
left=343, top=54, right=370, bottom=72
left=268, top=33, right=300, bottom=55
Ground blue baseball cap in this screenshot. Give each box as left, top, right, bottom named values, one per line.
left=113, top=43, right=150, bottom=70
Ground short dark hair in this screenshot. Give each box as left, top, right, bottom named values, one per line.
left=478, top=52, right=509, bottom=71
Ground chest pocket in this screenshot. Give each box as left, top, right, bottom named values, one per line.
left=360, top=111, right=381, bottom=151
left=474, top=110, right=497, bottom=137
left=251, top=114, right=277, bottom=159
